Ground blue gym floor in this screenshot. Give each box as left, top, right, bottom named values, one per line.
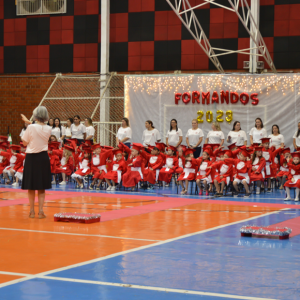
left=0, top=182, right=299, bottom=300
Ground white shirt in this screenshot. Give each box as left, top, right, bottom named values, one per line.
left=249, top=127, right=267, bottom=144
left=63, top=126, right=72, bottom=137
left=166, top=128, right=183, bottom=147
left=116, top=127, right=132, bottom=143
left=269, top=134, right=284, bottom=149
left=86, top=126, right=95, bottom=140
left=19, top=129, right=26, bottom=137
left=71, top=124, right=86, bottom=139
left=293, top=131, right=300, bottom=147
left=51, top=127, right=62, bottom=141
left=22, top=124, right=52, bottom=153
left=227, top=130, right=247, bottom=146
left=142, top=128, right=161, bottom=146
left=206, top=130, right=225, bottom=144
left=186, top=128, right=204, bottom=147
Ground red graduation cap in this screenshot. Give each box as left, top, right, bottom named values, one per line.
left=65, top=139, right=77, bottom=150
left=239, top=146, right=250, bottom=158
left=254, top=146, right=264, bottom=152
left=210, top=144, right=220, bottom=151
left=260, top=138, right=270, bottom=144
left=0, top=136, right=8, bottom=141
left=155, top=142, right=166, bottom=152
left=10, top=145, right=21, bottom=151
left=113, top=149, right=123, bottom=156
left=283, top=148, right=290, bottom=154
left=203, top=147, right=212, bottom=156
left=49, top=141, right=60, bottom=150
left=64, top=145, right=75, bottom=152
left=83, top=148, right=93, bottom=154
left=179, top=145, right=187, bottom=152
left=132, top=143, right=143, bottom=151
left=84, top=140, right=93, bottom=146
left=184, top=148, right=195, bottom=156
left=202, top=143, right=212, bottom=149
left=0, top=142, right=8, bottom=150
left=101, top=146, right=113, bottom=150
left=218, top=150, right=226, bottom=156
left=92, top=143, right=101, bottom=150
left=167, top=145, right=177, bottom=153
left=228, top=143, right=237, bottom=150
left=224, top=150, right=232, bottom=158
left=291, top=152, right=300, bottom=159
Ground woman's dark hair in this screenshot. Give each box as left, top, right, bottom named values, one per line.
left=74, top=115, right=81, bottom=120
left=47, top=118, right=54, bottom=126
left=272, top=124, right=280, bottom=134
left=66, top=117, right=73, bottom=127
left=255, top=118, right=264, bottom=128
left=122, top=117, right=130, bottom=127
left=170, top=119, right=178, bottom=132
left=53, top=118, right=62, bottom=137
left=146, top=120, right=155, bottom=129
left=232, top=121, right=241, bottom=131
left=297, top=122, right=300, bottom=137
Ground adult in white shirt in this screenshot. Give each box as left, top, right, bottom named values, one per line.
left=62, top=117, right=73, bottom=143
left=116, top=117, right=132, bottom=148
left=166, top=119, right=183, bottom=148
left=71, top=115, right=86, bottom=145
left=249, top=118, right=267, bottom=145
left=227, top=121, right=247, bottom=146
left=84, top=117, right=95, bottom=144
left=142, top=120, right=161, bottom=147
left=20, top=106, right=52, bottom=219
left=51, top=118, right=63, bottom=145
left=293, top=122, right=300, bottom=151
left=269, top=125, right=284, bottom=149
left=205, top=122, right=225, bottom=146
left=19, top=123, right=28, bottom=139
left=186, top=119, right=204, bottom=158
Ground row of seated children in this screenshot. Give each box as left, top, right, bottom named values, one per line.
left=0, top=136, right=26, bottom=186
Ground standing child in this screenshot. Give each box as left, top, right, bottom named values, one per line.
left=48, top=143, right=60, bottom=184
left=0, top=142, right=9, bottom=176
left=284, top=152, right=300, bottom=201
left=177, top=148, right=197, bottom=195
left=12, top=142, right=27, bottom=186
left=277, top=148, right=291, bottom=189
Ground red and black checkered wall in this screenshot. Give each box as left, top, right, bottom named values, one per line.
left=0, top=0, right=300, bottom=74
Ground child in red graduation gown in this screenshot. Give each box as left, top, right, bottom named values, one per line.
left=224, top=146, right=252, bottom=198
left=48, top=142, right=61, bottom=184
left=261, top=137, right=282, bottom=192
left=195, top=147, right=213, bottom=196
left=12, top=142, right=27, bottom=186
left=158, top=145, right=178, bottom=184
left=104, top=149, right=127, bottom=190
left=122, top=143, right=144, bottom=190
left=0, top=142, right=9, bottom=176
left=277, top=148, right=291, bottom=189
left=2, top=145, right=25, bottom=185
left=210, top=150, right=233, bottom=197
left=55, top=145, right=75, bottom=185
left=249, top=146, right=266, bottom=194
left=140, top=145, right=164, bottom=188
left=89, top=144, right=112, bottom=190
left=71, top=148, right=92, bottom=188
left=284, top=152, right=300, bottom=201
left=177, top=148, right=198, bottom=195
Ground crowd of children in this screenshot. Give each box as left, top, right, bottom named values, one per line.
left=1, top=134, right=300, bottom=201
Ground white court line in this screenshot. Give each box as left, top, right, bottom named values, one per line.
left=0, top=271, right=31, bottom=277
left=0, top=208, right=288, bottom=295
left=0, top=227, right=159, bottom=242
left=40, top=276, right=277, bottom=300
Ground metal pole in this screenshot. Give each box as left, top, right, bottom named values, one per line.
left=100, top=0, right=110, bottom=145
left=250, top=0, right=260, bottom=73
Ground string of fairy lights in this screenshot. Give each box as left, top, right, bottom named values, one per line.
left=125, top=74, right=300, bottom=96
